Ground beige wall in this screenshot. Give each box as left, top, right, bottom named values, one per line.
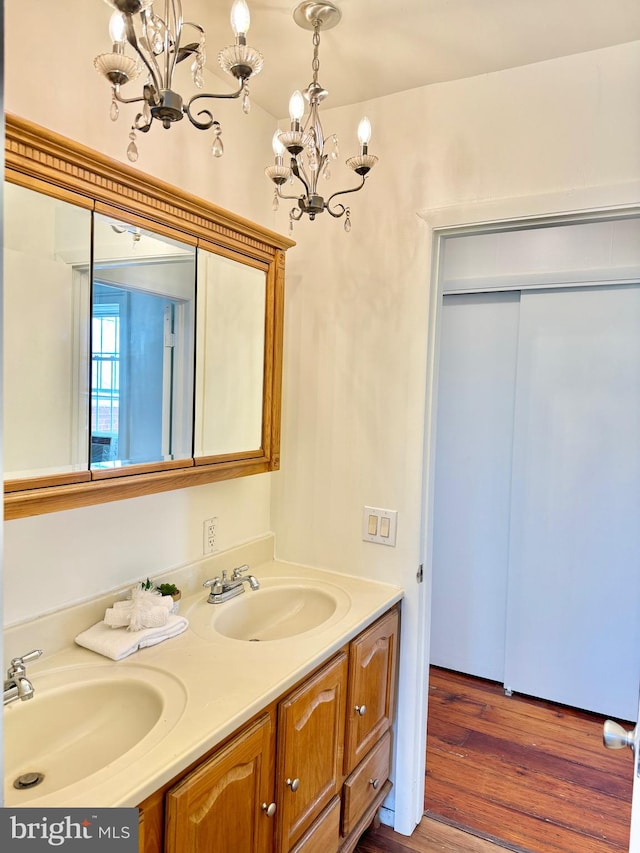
left=273, top=41, right=640, bottom=578
left=3, top=1, right=640, bottom=829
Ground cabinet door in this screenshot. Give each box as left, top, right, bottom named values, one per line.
left=344, top=608, right=399, bottom=775
left=165, top=713, right=275, bottom=853
left=276, top=652, right=348, bottom=852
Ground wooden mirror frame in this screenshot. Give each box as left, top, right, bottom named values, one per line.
left=4, top=114, right=294, bottom=520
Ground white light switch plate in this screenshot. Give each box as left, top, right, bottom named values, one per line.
left=362, top=506, right=398, bottom=546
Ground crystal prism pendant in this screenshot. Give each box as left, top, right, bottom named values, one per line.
left=110, top=96, right=119, bottom=122
left=192, top=58, right=204, bottom=89
left=211, top=122, right=224, bottom=158
left=344, top=210, right=352, bottom=232
left=242, top=85, right=251, bottom=115
left=272, top=190, right=279, bottom=212
left=126, top=130, right=139, bottom=163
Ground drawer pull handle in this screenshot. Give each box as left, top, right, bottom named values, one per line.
left=355, top=704, right=367, bottom=716
left=286, top=777, right=300, bottom=792
left=262, top=802, right=277, bottom=817
left=369, top=778, right=380, bottom=790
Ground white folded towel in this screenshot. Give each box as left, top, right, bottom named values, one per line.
left=74, top=614, right=189, bottom=661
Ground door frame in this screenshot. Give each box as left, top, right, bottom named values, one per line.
left=409, top=183, right=640, bottom=839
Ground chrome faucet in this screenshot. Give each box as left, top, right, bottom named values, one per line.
left=203, top=565, right=260, bottom=604
left=4, top=649, right=43, bottom=706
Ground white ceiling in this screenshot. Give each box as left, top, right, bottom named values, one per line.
left=188, top=0, right=640, bottom=117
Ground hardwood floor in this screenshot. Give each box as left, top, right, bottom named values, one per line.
left=356, top=815, right=509, bottom=852
left=423, top=667, right=633, bottom=853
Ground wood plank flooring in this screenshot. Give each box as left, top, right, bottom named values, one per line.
left=356, top=815, right=508, bottom=852
left=423, top=667, right=633, bottom=853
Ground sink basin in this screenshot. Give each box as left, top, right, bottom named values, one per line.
left=4, top=663, right=186, bottom=804
left=188, top=579, right=351, bottom=642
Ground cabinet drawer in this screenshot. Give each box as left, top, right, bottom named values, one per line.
left=289, top=796, right=341, bottom=853
left=341, top=730, right=391, bottom=837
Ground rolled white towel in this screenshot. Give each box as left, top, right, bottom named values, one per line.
left=105, top=587, right=175, bottom=630
left=103, top=608, right=131, bottom=629
left=114, top=592, right=174, bottom=611
left=74, top=614, right=189, bottom=661
left=104, top=604, right=169, bottom=630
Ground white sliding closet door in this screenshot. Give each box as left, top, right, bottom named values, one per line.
left=504, top=284, right=640, bottom=721
left=431, top=292, right=519, bottom=681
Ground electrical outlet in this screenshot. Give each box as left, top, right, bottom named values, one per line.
left=203, top=517, right=218, bottom=555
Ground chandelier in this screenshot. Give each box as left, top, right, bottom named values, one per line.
left=265, top=1, right=378, bottom=233
left=94, top=0, right=263, bottom=162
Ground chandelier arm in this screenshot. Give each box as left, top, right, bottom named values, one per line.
left=124, top=13, right=162, bottom=92
left=291, top=158, right=311, bottom=197
left=185, top=81, right=245, bottom=110
left=113, top=90, right=147, bottom=105
left=165, top=0, right=184, bottom=89
left=178, top=21, right=205, bottom=62
left=183, top=106, right=215, bottom=130
left=275, top=186, right=306, bottom=203
left=325, top=175, right=367, bottom=217
left=183, top=78, right=248, bottom=128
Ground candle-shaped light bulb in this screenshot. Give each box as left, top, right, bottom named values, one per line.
left=230, top=0, right=251, bottom=37
left=109, top=11, right=127, bottom=45
left=272, top=130, right=285, bottom=159
left=357, top=116, right=372, bottom=153
left=289, top=90, right=305, bottom=129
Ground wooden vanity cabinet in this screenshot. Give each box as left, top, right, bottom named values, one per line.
left=275, top=652, right=348, bottom=852
left=164, top=713, right=276, bottom=853
left=137, top=605, right=399, bottom=853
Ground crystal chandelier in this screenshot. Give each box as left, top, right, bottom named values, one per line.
left=94, top=0, right=263, bottom=162
left=265, top=1, right=378, bottom=233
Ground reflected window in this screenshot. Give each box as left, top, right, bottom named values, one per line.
left=91, top=300, right=120, bottom=463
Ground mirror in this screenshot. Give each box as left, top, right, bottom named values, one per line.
left=195, top=249, right=266, bottom=458
left=92, top=213, right=195, bottom=469
left=4, top=114, right=294, bottom=518
left=4, top=182, right=91, bottom=480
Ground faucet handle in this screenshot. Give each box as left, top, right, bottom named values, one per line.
left=231, top=564, right=251, bottom=579
left=8, top=649, right=42, bottom=674
left=203, top=576, right=224, bottom=594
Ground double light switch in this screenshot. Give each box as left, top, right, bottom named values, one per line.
left=362, top=506, right=398, bottom=546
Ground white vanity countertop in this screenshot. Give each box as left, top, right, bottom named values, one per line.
left=4, top=553, right=403, bottom=809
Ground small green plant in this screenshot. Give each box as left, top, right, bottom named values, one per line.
left=140, top=577, right=154, bottom=591
left=157, top=582, right=180, bottom=597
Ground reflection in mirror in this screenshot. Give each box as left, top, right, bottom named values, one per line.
left=195, top=250, right=266, bottom=457
left=3, top=182, right=91, bottom=479
left=92, top=214, right=196, bottom=468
